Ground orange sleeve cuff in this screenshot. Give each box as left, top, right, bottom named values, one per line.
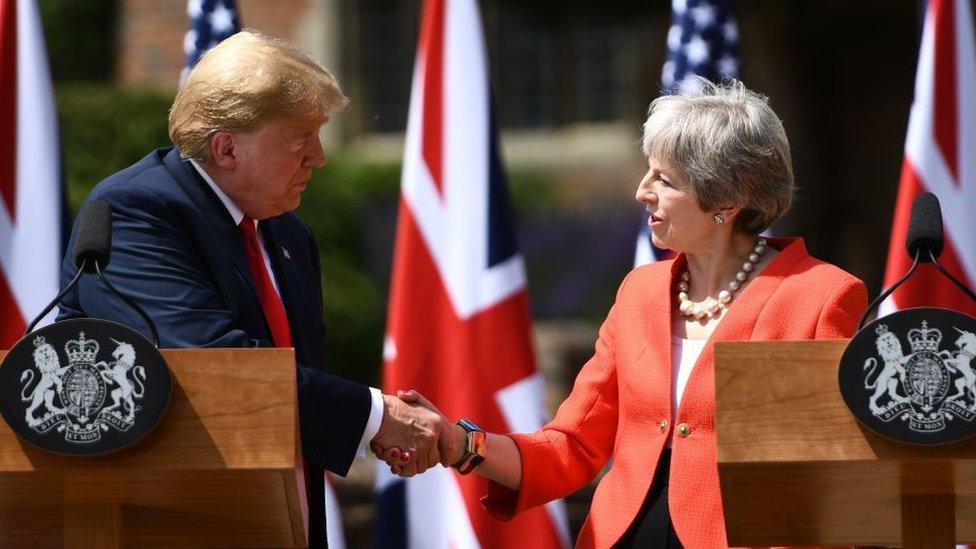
left=479, top=432, right=549, bottom=520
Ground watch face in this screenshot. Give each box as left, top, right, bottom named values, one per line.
left=470, top=429, right=487, bottom=455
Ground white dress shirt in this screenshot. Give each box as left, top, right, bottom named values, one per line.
left=189, top=159, right=384, bottom=458
left=668, top=336, right=707, bottom=447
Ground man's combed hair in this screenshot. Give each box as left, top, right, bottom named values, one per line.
left=642, top=78, right=795, bottom=235
left=169, top=29, right=349, bottom=161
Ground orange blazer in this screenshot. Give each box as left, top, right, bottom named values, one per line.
left=482, top=238, right=868, bottom=549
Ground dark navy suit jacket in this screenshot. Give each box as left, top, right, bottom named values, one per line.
left=58, top=147, right=370, bottom=548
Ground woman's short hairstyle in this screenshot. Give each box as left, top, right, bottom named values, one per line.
left=641, top=78, right=794, bottom=235
left=169, top=29, right=349, bottom=161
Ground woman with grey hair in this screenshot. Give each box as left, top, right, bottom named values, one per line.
left=381, top=79, right=868, bottom=548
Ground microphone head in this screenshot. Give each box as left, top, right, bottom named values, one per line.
left=906, top=191, right=944, bottom=262
left=73, top=200, right=112, bottom=272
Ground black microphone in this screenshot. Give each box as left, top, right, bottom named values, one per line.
left=906, top=191, right=944, bottom=263
left=25, top=199, right=161, bottom=347
left=73, top=199, right=112, bottom=272
left=859, top=191, right=976, bottom=329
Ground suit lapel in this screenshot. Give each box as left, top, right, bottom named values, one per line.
left=162, top=149, right=270, bottom=340
left=262, top=218, right=306, bottom=338
left=162, top=149, right=256, bottom=292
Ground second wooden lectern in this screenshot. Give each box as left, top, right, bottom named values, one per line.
left=0, top=348, right=307, bottom=549
left=715, top=340, right=976, bottom=549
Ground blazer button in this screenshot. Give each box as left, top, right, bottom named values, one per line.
left=677, top=423, right=691, bottom=437
left=659, top=419, right=669, bottom=433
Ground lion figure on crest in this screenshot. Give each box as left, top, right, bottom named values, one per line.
left=21, top=337, right=67, bottom=426
left=863, top=324, right=911, bottom=414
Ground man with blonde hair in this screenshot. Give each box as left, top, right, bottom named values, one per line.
left=59, top=30, right=440, bottom=548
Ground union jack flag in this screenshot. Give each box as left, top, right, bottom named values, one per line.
left=881, top=0, right=976, bottom=320
left=0, top=0, right=64, bottom=348
left=635, top=0, right=740, bottom=267
left=376, top=0, right=568, bottom=547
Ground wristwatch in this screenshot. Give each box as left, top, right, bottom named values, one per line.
left=451, top=418, right=487, bottom=474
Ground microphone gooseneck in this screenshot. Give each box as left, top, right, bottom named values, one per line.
left=859, top=253, right=920, bottom=330
left=860, top=192, right=976, bottom=329
left=24, top=200, right=161, bottom=347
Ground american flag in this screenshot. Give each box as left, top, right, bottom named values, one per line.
left=180, top=0, right=240, bottom=83
left=662, top=0, right=740, bottom=94
left=635, top=0, right=740, bottom=267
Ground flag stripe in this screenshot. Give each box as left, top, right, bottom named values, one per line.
left=933, top=0, right=959, bottom=184
left=0, top=263, right=25, bottom=346
left=0, top=0, right=16, bottom=221
left=1, top=0, right=62, bottom=349
left=420, top=0, right=445, bottom=195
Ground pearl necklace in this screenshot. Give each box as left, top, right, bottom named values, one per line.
left=677, top=237, right=767, bottom=319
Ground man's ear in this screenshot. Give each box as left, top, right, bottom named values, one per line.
left=209, top=131, right=237, bottom=170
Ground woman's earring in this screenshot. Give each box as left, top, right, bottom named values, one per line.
left=713, top=213, right=725, bottom=225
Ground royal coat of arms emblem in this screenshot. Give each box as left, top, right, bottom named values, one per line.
left=21, top=332, right=147, bottom=443
left=0, top=318, right=171, bottom=456
left=840, top=307, right=976, bottom=445
left=862, top=321, right=976, bottom=432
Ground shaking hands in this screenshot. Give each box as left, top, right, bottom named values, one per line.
left=370, top=389, right=465, bottom=477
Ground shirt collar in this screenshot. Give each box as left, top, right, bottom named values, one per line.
left=188, top=158, right=254, bottom=229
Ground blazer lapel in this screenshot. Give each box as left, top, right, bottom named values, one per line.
left=678, top=238, right=808, bottom=419
left=637, top=257, right=687, bottom=418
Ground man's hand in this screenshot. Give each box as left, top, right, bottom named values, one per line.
left=373, top=389, right=467, bottom=477
left=371, top=392, right=449, bottom=476
left=397, top=389, right=465, bottom=467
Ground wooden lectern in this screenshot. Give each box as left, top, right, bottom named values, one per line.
left=0, top=348, right=307, bottom=549
left=715, top=340, right=976, bottom=549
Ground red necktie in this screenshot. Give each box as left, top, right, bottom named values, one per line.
left=239, top=216, right=293, bottom=348
left=240, top=219, right=311, bottom=537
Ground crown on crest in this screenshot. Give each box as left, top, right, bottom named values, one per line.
left=908, top=320, right=942, bottom=352
left=65, top=332, right=99, bottom=363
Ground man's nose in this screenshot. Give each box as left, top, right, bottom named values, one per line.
left=306, top=137, right=326, bottom=168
